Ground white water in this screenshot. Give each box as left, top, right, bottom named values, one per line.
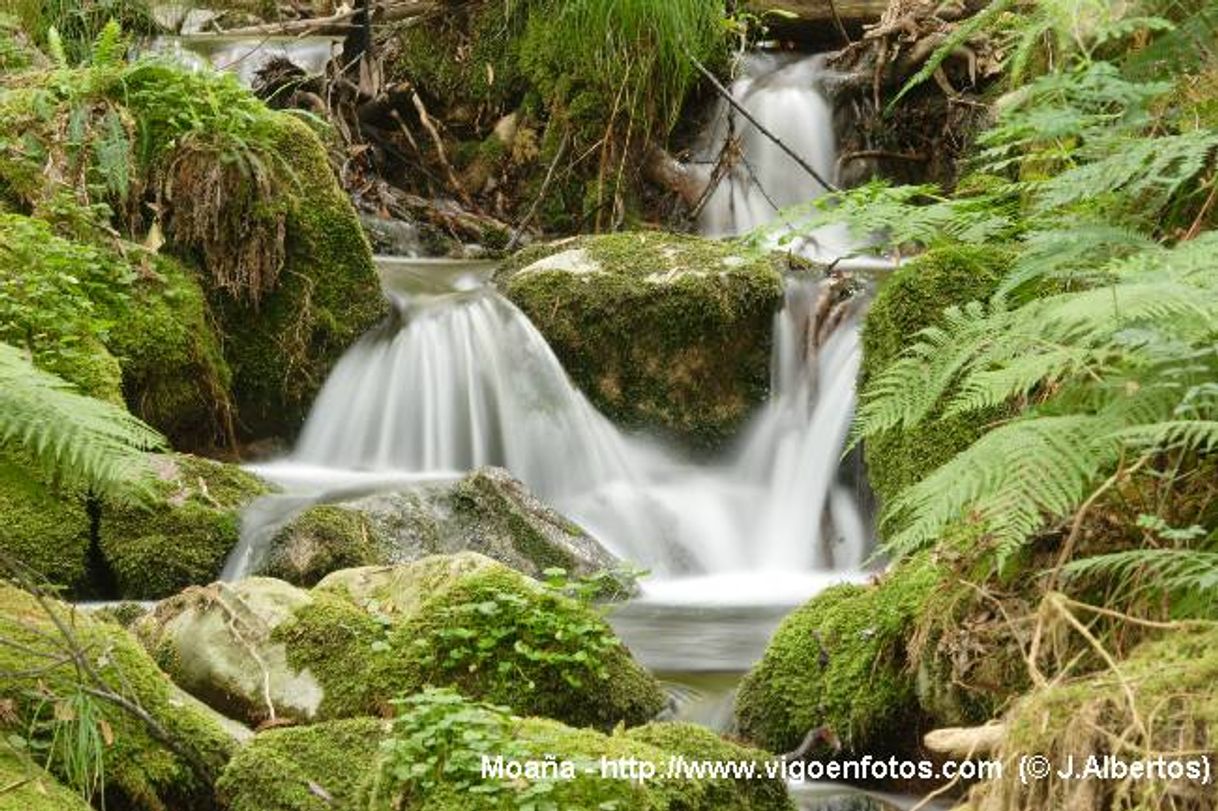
left=697, top=52, right=855, bottom=261
left=229, top=52, right=874, bottom=603
left=146, top=35, right=340, bottom=86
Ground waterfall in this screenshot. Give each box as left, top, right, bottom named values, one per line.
left=695, top=52, right=854, bottom=260
left=230, top=52, right=875, bottom=602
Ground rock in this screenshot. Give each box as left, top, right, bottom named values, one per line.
left=106, top=254, right=234, bottom=452
left=259, top=467, right=619, bottom=586
left=216, top=718, right=388, bottom=811
left=924, top=723, right=1006, bottom=758
left=0, top=456, right=93, bottom=594
left=359, top=212, right=423, bottom=256
left=219, top=698, right=792, bottom=811
left=0, top=746, right=93, bottom=811
left=210, top=114, right=387, bottom=441
left=735, top=556, right=940, bottom=755
left=497, top=232, right=786, bottom=449
left=100, top=454, right=271, bottom=599
left=0, top=583, right=240, bottom=811
left=861, top=245, right=1014, bottom=507
left=138, top=554, right=664, bottom=730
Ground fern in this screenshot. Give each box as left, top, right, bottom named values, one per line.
left=1063, top=546, right=1218, bottom=616
left=0, top=342, right=164, bottom=502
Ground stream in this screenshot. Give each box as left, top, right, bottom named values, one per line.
left=147, top=31, right=928, bottom=810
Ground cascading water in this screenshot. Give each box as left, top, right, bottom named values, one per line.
left=227, top=54, right=873, bottom=607
left=695, top=52, right=854, bottom=259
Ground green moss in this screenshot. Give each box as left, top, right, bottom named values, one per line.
left=0, top=583, right=236, bottom=811
left=0, top=458, right=92, bottom=593
left=0, top=746, right=92, bottom=811
left=498, top=232, right=785, bottom=448
left=386, top=566, right=665, bottom=729
left=216, top=718, right=387, bottom=811
left=735, top=557, right=941, bottom=754
left=281, top=559, right=663, bottom=729
left=271, top=590, right=395, bottom=720
left=263, top=505, right=383, bottom=587
left=107, top=254, right=233, bottom=450
left=0, top=14, right=37, bottom=73
left=860, top=245, right=1014, bottom=506
left=212, top=114, right=386, bottom=440
left=100, top=454, right=269, bottom=599
left=360, top=699, right=792, bottom=811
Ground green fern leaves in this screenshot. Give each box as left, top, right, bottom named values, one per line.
left=0, top=342, right=164, bottom=501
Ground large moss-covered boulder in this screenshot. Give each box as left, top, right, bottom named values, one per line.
left=735, top=557, right=940, bottom=755
left=0, top=746, right=93, bottom=811
left=259, top=467, right=618, bottom=586
left=210, top=114, right=386, bottom=440
left=138, top=554, right=663, bottom=730
left=100, top=454, right=270, bottom=599
left=497, top=232, right=786, bottom=448
left=860, top=245, right=1013, bottom=507
left=107, top=254, right=234, bottom=451
left=0, top=583, right=241, bottom=811
left=219, top=710, right=793, bottom=811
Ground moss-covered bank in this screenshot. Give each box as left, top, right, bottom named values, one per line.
left=498, top=232, right=786, bottom=448
left=735, top=557, right=941, bottom=755
left=0, top=746, right=93, bottom=811
left=0, top=583, right=239, bottom=811
left=860, top=245, right=1014, bottom=506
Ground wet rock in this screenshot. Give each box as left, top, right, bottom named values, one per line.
left=259, top=466, right=618, bottom=586
left=359, top=212, right=422, bottom=256
left=496, top=232, right=786, bottom=449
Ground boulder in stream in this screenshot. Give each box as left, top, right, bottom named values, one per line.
left=136, top=553, right=664, bottom=730
left=497, top=232, right=786, bottom=449
left=258, top=466, right=620, bottom=586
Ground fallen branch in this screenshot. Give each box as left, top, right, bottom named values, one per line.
left=213, top=0, right=435, bottom=37
left=506, top=132, right=570, bottom=252
left=688, top=53, right=840, bottom=193
left=411, top=90, right=473, bottom=208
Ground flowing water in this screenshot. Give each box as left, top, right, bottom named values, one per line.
left=145, top=34, right=340, bottom=86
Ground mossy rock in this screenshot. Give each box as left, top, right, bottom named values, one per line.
left=497, top=232, right=786, bottom=448
left=356, top=698, right=794, bottom=811
left=968, top=626, right=1218, bottom=811
left=860, top=245, right=1014, bottom=507
left=259, top=467, right=617, bottom=586
left=210, top=115, right=386, bottom=441
left=107, top=253, right=234, bottom=451
left=0, top=583, right=240, bottom=811
left=0, top=746, right=92, bottom=811
left=0, top=457, right=93, bottom=594
left=735, top=557, right=941, bottom=755
left=300, top=556, right=665, bottom=729
left=139, top=555, right=663, bottom=730
left=216, top=718, right=388, bottom=811
left=100, top=453, right=270, bottom=599
left=219, top=713, right=792, bottom=811
left=260, top=504, right=384, bottom=586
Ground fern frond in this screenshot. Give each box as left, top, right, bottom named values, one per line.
left=1063, top=547, right=1218, bottom=616
left=0, top=342, right=164, bottom=502
left=884, top=415, right=1116, bottom=559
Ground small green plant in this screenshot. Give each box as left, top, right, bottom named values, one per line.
left=24, top=685, right=111, bottom=807
left=370, top=688, right=569, bottom=810
left=416, top=581, right=620, bottom=692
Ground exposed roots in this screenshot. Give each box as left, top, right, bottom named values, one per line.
left=161, top=143, right=287, bottom=307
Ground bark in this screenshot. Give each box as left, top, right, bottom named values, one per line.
left=923, top=723, right=1006, bottom=759
left=746, top=0, right=889, bottom=23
